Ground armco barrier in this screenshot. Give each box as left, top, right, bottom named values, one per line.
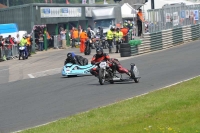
left=131, top=24, right=200, bottom=56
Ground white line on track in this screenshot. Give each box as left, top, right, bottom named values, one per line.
left=27, top=74, right=35, bottom=78
left=11, top=75, right=200, bottom=133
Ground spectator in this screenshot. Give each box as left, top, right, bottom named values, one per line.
left=72, top=28, right=79, bottom=48
left=7, top=35, right=14, bottom=58
left=79, top=29, right=88, bottom=53
left=46, top=31, right=52, bottom=47
left=26, top=34, right=32, bottom=56
left=60, top=27, right=67, bottom=49
left=137, top=9, right=144, bottom=37
left=39, top=33, right=44, bottom=51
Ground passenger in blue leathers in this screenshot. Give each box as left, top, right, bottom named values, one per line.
left=64, top=52, right=88, bottom=66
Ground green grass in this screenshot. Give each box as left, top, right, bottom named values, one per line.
left=20, top=77, right=200, bottom=133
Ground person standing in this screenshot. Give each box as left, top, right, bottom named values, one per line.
left=120, top=25, right=129, bottom=43
left=79, top=29, right=88, bottom=53
left=115, top=28, right=123, bottom=53
left=128, top=20, right=133, bottom=30
left=72, top=28, right=79, bottom=48
left=137, top=9, right=144, bottom=37
left=39, top=33, right=44, bottom=51
left=60, top=27, right=67, bottom=49
left=26, top=34, right=32, bottom=56
left=106, top=26, right=115, bottom=53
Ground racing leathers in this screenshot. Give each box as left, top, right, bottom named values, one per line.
left=90, top=53, right=129, bottom=76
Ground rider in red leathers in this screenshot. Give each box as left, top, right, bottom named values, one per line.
left=90, top=47, right=131, bottom=76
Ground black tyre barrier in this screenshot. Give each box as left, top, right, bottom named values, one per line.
left=120, top=43, right=131, bottom=48
left=120, top=52, right=131, bottom=57
left=120, top=43, right=131, bottom=57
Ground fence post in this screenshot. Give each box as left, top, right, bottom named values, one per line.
left=55, top=24, right=58, bottom=35
left=66, top=23, right=70, bottom=47
left=44, top=27, right=47, bottom=51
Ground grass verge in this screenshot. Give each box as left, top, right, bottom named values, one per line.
left=20, top=77, right=200, bottom=133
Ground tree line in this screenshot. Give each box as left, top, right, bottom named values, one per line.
left=1, top=0, right=103, bottom=6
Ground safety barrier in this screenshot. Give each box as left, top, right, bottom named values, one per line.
left=53, top=35, right=62, bottom=49
left=147, top=4, right=200, bottom=33
left=0, top=44, right=19, bottom=61
left=130, top=24, right=200, bottom=56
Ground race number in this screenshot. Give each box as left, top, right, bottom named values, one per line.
left=66, top=67, right=70, bottom=73
left=99, top=62, right=107, bottom=68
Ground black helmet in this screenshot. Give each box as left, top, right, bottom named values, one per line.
left=110, top=26, right=115, bottom=31
left=96, top=47, right=103, bottom=56
left=67, top=53, right=72, bottom=58
left=116, top=27, right=120, bottom=31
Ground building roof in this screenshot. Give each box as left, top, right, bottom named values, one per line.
left=0, top=3, right=7, bottom=8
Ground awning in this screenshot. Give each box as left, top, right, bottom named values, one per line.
left=92, top=7, right=115, bottom=20
left=121, top=3, right=136, bottom=18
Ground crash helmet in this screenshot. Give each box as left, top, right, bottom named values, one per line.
left=96, top=47, right=103, bottom=56
left=22, top=34, right=26, bottom=38
left=67, top=52, right=75, bottom=59
left=110, top=26, right=115, bottom=31
left=116, top=27, right=120, bottom=31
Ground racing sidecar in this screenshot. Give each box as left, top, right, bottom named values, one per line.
left=62, top=63, right=95, bottom=77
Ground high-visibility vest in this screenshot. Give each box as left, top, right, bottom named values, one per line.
left=19, top=38, right=27, bottom=47
left=106, top=30, right=113, bottom=40
left=115, top=31, right=123, bottom=40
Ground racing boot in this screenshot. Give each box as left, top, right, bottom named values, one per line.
left=126, top=71, right=132, bottom=78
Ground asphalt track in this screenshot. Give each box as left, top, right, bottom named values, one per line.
left=0, top=41, right=200, bottom=133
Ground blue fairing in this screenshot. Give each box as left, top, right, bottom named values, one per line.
left=62, top=63, right=95, bottom=76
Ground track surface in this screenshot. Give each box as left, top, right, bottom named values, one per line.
left=0, top=41, right=200, bottom=133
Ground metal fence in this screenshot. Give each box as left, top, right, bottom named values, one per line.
left=147, top=4, right=200, bottom=33
left=0, top=44, right=19, bottom=61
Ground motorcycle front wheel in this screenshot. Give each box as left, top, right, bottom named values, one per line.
left=98, top=68, right=105, bottom=85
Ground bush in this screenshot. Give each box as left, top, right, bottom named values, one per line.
left=129, top=40, right=142, bottom=46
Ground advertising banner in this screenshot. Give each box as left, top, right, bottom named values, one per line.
left=166, top=13, right=170, bottom=22
left=173, top=12, right=179, bottom=26
left=193, top=10, right=199, bottom=20
left=180, top=10, right=185, bottom=19
left=40, top=7, right=82, bottom=18
left=185, top=10, right=189, bottom=18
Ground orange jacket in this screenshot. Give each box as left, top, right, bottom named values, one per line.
left=46, top=32, right=51, bottom=39
left=120, top=28, right=129, bottom=36
left=137, top=12, right=144, bottom=22
left=73, top=30, right=79, bottom=39
left=80, top=32, right=88, bottom=39
left=26, top=37, right=31, bottom=45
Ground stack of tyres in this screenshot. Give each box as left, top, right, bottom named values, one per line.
left=120, top=43, right=131, bottom=57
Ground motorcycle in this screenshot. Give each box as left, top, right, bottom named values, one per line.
left=84, top=39, right=92, bottom=55
left=101, top=36, right=109, bottom=49
left=18, top=46, right=28, bottom=60
left=96, top=61, right=140, bottom=85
